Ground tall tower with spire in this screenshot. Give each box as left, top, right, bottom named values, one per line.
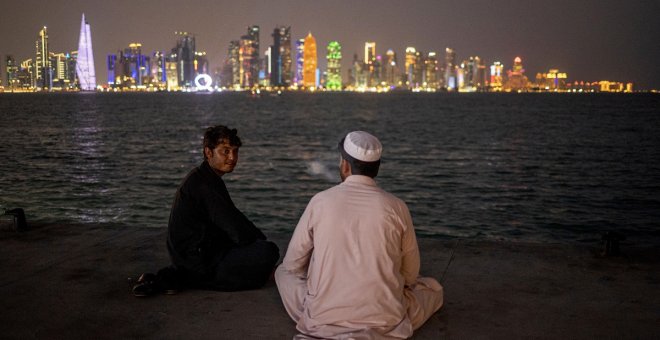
left=303, top=32, right=317, bottom=89
left=76, top=13, right=96, bottom=91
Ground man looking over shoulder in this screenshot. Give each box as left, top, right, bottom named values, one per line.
left=133, top=125, right=279, bottom=296
left=275, top=131, right=443, bottom=339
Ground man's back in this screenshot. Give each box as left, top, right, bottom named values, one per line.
left=276, top=131, right=443, bottom=339
left=283, top=175, right=420, bottom=336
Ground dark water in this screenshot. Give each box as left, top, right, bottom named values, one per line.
left=1, top=92, right=659, bottom=244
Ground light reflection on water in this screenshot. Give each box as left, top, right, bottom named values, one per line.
left=1, top=92, right=659, bottom=245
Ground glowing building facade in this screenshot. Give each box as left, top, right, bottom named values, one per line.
left=239, top=25, right=260, bottom=88
left=326, top=41, right=342, bottom=90
left=294, top=38, right=305, bottom=86
left=173, top=32, right=196, bottom=89
left=504, top=56, right=529, bottom=92
left=490, top=61, right=504, bottom=91
left=5, top=55, right=19, bottom=90
left=303, top=32, right=317, bottom=89
left=35, top=26, right=50, bottom=89
left=425, top=52, right=439, bottom=89
left=405, top=47, right=416, bottom=88
left=76, top=14, right=96, bottom=91
left=383, top=49, right=398, bottom=87
left=444, top=48, right=457, bottom=91
left=535, top=69, right=568, bottom=91
left=270, top=26, right=292, bottom=87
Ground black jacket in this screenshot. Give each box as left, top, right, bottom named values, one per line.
left=166, top=161, right=266, bottom=275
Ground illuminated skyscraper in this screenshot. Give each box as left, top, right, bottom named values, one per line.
left=383, top=49, right=398, bottom=87
left=174, top=32, right=196, bottom=88
left=294, top=38, right=304, bottom=86
left=444, top=48, right=457, bottom=90
left=303, top=32, right=317, bottom=89
left=490, top=61, right=504, bottom=91
left=35, top=26, right=50, bottom=89
left=6, top=55, right=19, bottom=90
left=405, top=47, right=416, bottom=88
left=270, top=26, right=292, bottom=87
left=326, top=41, right=342, bottom=90
left=152, top=51, right=167, bottom=86
left=227, top=40, right=241, bottom=88
left=425, top=52, right=438, bottom=89
left=76, top=14, right=96, bottom=91
left=195, top=51, right=208, bottom=76
left=239, top=26, right=259, bottom=88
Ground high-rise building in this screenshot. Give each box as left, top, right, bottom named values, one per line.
left=18, top=59, right=34, bottom=89
left=107, top=54, right=117, bottom=85
left=227, top=40, right=241, bottom=88
left=383, top=49, right=398, bottom=87
left=444, top=48, right=457, bottom=91
left=504, top=56, right=529, bottom=92
left=108, top=43, right=150, bottom=88
left=239, top=25, right=260, bottom=88
left=425, top=52, right=439, bottom=89
left=303, top=32, right=317, bottom=89
left=294, top=38, right=305, bottom=86
left=270, top=26, right=292, bottom=87
left=490, top=61, right=504, bottom=91
left=76, top=13, right=96, bottom=91
left=6, top=55, right=19, bottom=90
left=364, top=42, right=377, bottom=87
left=152, top=51, right=167, bottom=87
left=35, top=26, right=50, bottom=90
left=404, top=47, right=416, bottom=88
left=326, top=41, right=342, bottom=90
left=50, top=52, right=68, bottom=89
left=459, top=56, right=486, bottom=92
left=174, top=32, right=196, bottom=88
left=195, top=51, right=208, bottom=76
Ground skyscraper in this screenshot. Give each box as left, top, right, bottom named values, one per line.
left=405, top=47, right=416, bottom=88
left=76, top=14, right=96, bottom=91
left=444, top=48, right=457, bottom=90
left=326, top=41, right=342, bottom=90
left=425, top=52, right=438, bottom=89
left=383, top=49, right=398, bottom=87
left=6, top=55, right=19, bottom=90
left=239, top=25, right=260, bottom=88
left=303, top=32, right=317, bottom=89
left=270, top=26, right=292, bottom=87
left=490, top=61, right=504, bottom=91
left=35, top=26, right=50, bottom=90
left=174, top=32, right=196, bottom=89
left=364, top=42, right=377, bottom=87
left=294, top=38, right=305, bottom=86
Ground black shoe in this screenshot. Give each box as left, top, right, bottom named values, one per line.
left=132, top=273, right=158, bottom=297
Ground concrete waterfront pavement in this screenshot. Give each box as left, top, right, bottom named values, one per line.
left=0, top=223, right=658, bottom=339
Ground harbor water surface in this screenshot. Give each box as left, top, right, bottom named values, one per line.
left=1, top=92, right=659, bottom=244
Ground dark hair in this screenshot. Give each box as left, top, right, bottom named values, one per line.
left=338, top=138, right=380, bottom=178
left=203, top=125, right=242, bottom=159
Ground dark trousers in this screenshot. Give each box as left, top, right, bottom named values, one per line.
left=158, top=239, right=280, bottom=292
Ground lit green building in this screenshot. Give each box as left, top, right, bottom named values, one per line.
left=326, top=41, right=342, bottom=90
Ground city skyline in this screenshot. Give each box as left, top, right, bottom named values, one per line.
left=1, top=0, right=659, bottom=89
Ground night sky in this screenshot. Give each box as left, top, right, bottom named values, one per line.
left=1, top=0, right=659, bottom=89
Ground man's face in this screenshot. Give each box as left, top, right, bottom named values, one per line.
left=205, top=139, right=239, bottom=176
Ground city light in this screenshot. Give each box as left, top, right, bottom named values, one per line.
left=0, top=17, right=642, bottom=93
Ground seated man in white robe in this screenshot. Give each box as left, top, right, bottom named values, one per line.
left=275, top=131, right=443, bottom=339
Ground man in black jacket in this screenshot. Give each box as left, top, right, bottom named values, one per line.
left=133, top=125, right=279, bottom=296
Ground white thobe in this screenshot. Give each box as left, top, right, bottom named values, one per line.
left=276, top=175, right=443, bottom=339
